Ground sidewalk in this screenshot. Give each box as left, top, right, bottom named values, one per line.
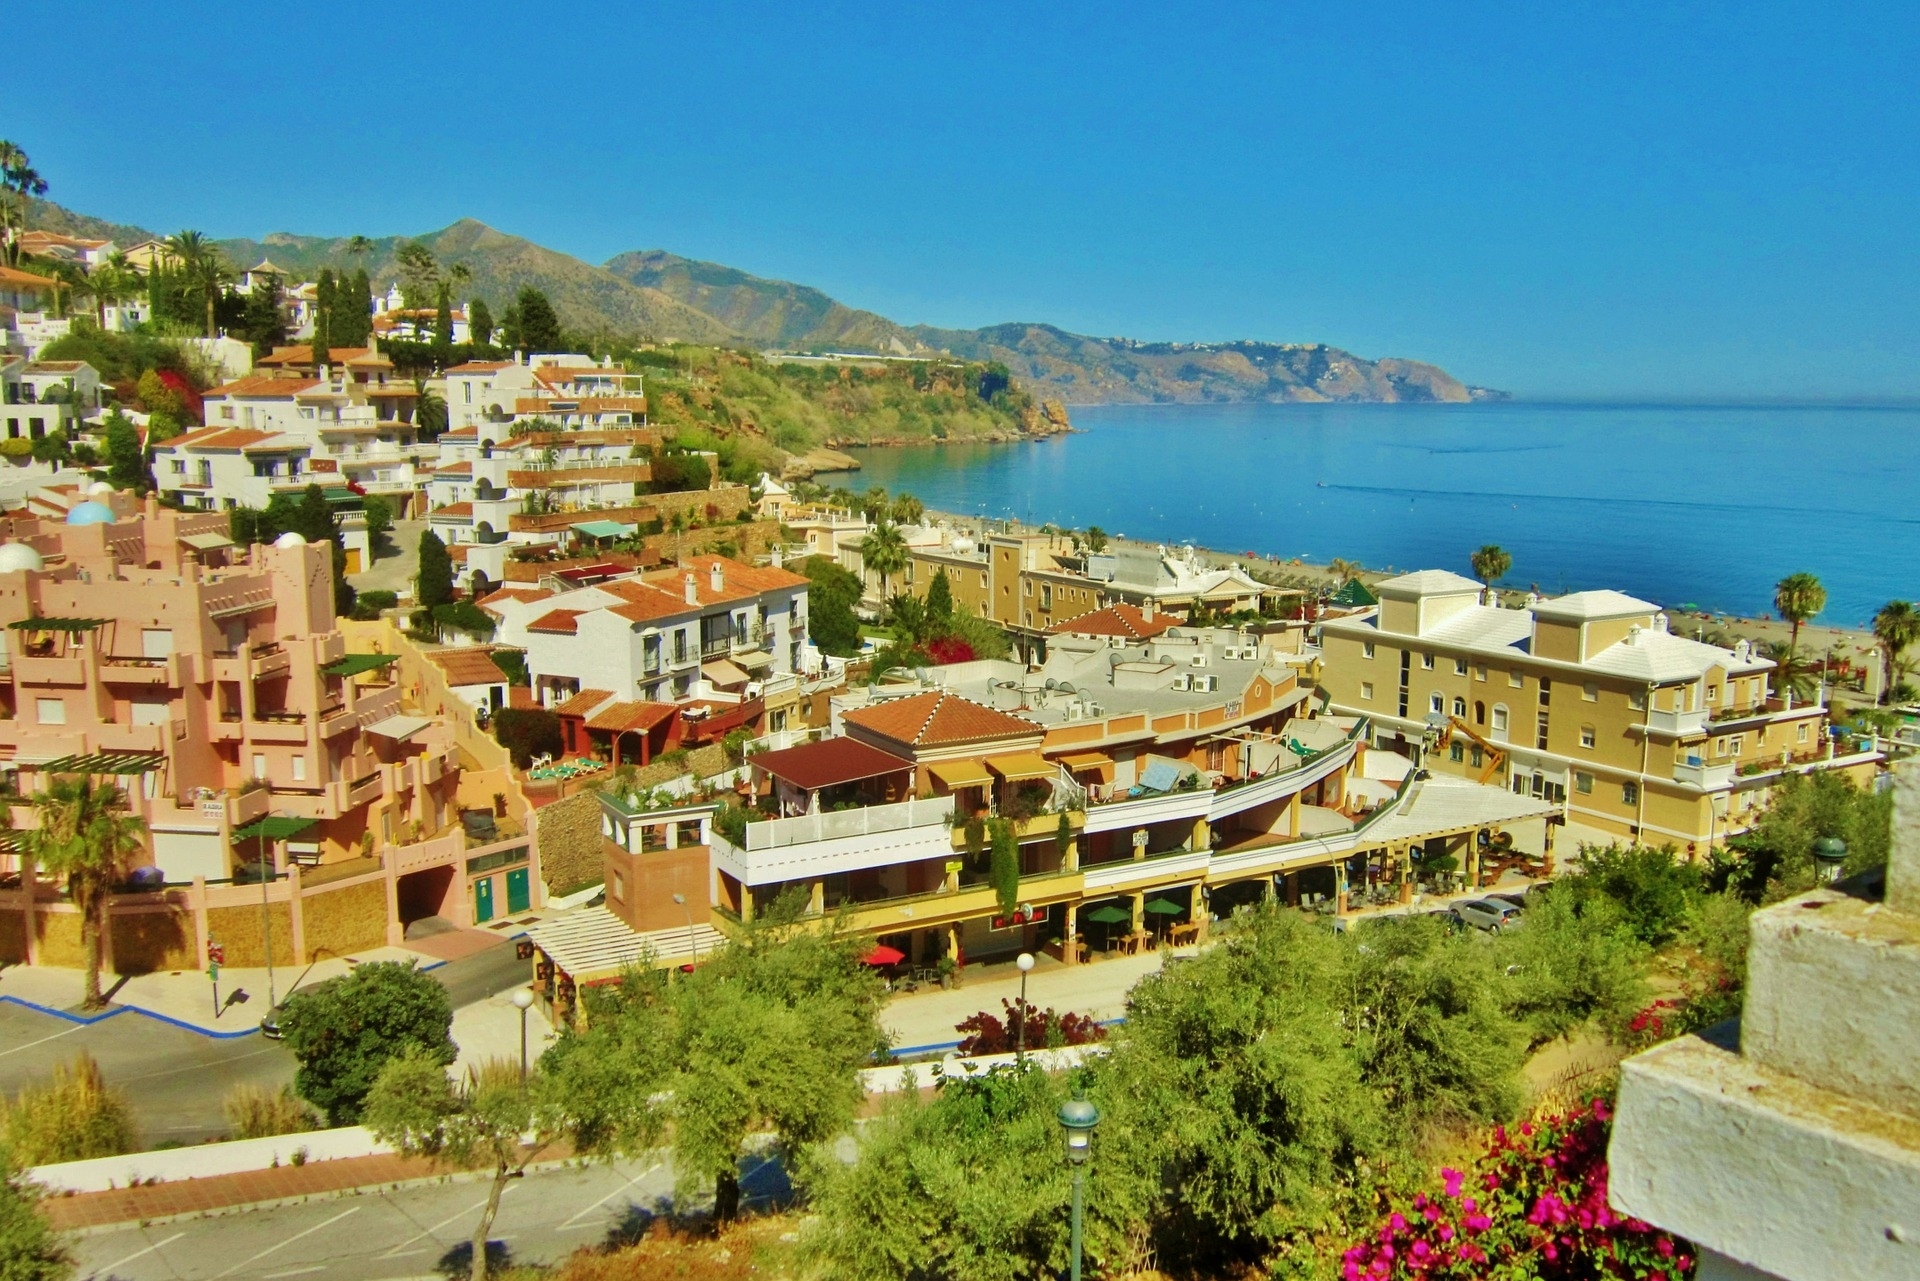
left=881, top=949, right=1164, bottom=1052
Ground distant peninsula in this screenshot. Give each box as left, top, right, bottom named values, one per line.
left=29, top=200, right=1501, bottom=407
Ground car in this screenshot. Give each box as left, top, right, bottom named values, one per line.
left=1453, top=898, right=1524, bottom=932
left=1485, top=891, right=1530, bottom=912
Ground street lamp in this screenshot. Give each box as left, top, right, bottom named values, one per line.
left=1812, top=835, right=1849, bottom=885
left=672, top=892, right=697, bottom=967
left=1058, top=1097, right=1100, bottom=1281
left=510, top=987, right=534, bottom=1083
left=1015, top=952, right=1035, bottom=1064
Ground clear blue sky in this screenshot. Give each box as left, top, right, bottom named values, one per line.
left=13, top=0, right=1920, bottom=399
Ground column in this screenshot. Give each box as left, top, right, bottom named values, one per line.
left=1064, top=830, right=1080, bottom=873
left=1398, top=846, right=1413, bottom=904
left=808, top=878, right=825, bottom=915
left=1130, top=891, right=1145, bottom=935
left=1335, top=862, right=1349, bottom=916
left=1062, top=901, right=1079, bottom=965
left=1464, top=834, right=1480, bottom=889
left=1284, top=870, right=1299, bottom=907
left=1191, top=816, right=1210, bottom=852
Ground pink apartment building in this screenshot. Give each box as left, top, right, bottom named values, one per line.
left=0, top=488, right=532, bottom=969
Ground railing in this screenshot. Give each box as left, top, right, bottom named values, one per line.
left=701, top=637, right=732, bottom=658
left=102, top=655, right=167, bottom=668
left=742, top=794, right=954, bottom=852
left=253, top=711, right=304, bottom=724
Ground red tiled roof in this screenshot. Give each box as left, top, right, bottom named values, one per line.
left=552, top=688, right=615, bottom=718
left=432, top=462, right=473, bottom=476
left=205, top=375, right=320, bottom=399
left=673, top=554, right=808, bottom=595
left=585, top=701, right=677, bottom=734
left=255, top=345, right=371, bottom=367
left=431, top=502, right=474, bottom=519
left=842, top=691, right=1039, bottom=749
left=428, top=648, right=510, bottom=686
left=478, top=586, right=551, bottom=612
left=157, top=426, right=297, bottom=452
left=446, top=361, right=514, bottom=375
left=526, top=608, right=583, bottom=634
left=0, top=265, right=55, bottom=289
left=751, top=738, right=913, bottom=792
left=1047, top=602, right=1176, bottom=640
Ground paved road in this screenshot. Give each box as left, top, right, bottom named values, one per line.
left=72, top=1150, right=791, bottom=1281
left=0, top=940, right=524, bottom=1145
left=0, top=1000, right=297, bottom=1146
left=348, top=520, right=426, bottom=597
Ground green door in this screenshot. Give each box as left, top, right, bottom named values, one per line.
left=506, top=867, right=530, bottom=914
left=474, top=875, right=495, bottom=923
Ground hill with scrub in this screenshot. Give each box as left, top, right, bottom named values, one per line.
left=29, top=197, right=1495, bottom=406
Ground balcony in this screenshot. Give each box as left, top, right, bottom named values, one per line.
left=712, top=795, right=955, bottom=886
left=100, top=656, right=170, bottom=686
left=249, top=643, right=290, bottom=680
left=951, top=809, right=1084, bottom=851
left=1641, top=706, right=1709, bottom=735
left=701, top=636, right=732, bottom=659
left=249, top=712, right=309, bottom=745
left=1673, top=757, right=1736, bottom=790
left=318, top=703, right=358, bottom=738
left=12, top=654, right=86, bottom=686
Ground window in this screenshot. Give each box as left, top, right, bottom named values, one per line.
left=1729, top=735, right=1744, bottom=756
left=1575, top=771, right=1594, bottom=794
left=1449, top=741, right=1464, bottom=762
left=1362, top=642, right=1375, bottom=659
left=292, top=756, right=307, bottom=782
left=252, top=754, right=268, bottom=780
left=1714, top=737, right=1728, bottom=756
left=1492, top=706, right=1509, bottom=734
left=1580, top=725, right=1596, bottom=749
left=1421, top=652, right=1435, bottom=670
left=1474, top=664, right=1487, bottom=682
left=1583, top=683, right=1598, bottom=702
left=979, top=571, right=988, bottom=588
left=1022, top=579, right=1032, bottom=596
left=1706, top=684, right=1719, bottom=704
left=1040, top=583, right=1051, bottom=610
left=1360, top=681, right=1375, bottom=701
left=1470, top=745, right=1484, bottom=768
left=1452, top=697, right=1466, bottom=717
left=1474, top=700, right=1486, bottom=724
left=1429, top=692, right=1444, bottom=715
left=35, top=698, right=64, bottom=725
left=1537, top=711, right=1550, bottom=749
left=1629, top=690, right=1647, bottom=711
left=1623, top=780, right=1640, bottom=805
left=1539, top=678, right=1552, bottom=706
left=1454, top=657, right=1468, bottom=675
left=1798, top=723, right=1810, bottom=743
left=1509, top=670, right=1523, bottom=688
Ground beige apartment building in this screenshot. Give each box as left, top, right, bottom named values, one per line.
left=1318, top=570, right=1882, bottom=852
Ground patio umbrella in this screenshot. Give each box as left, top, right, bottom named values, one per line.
left=1085, top=905, right=1132, bottom=925
left=861, top=944, right=906, bottom=967
left=1143, top=898, right=1184, bottom=915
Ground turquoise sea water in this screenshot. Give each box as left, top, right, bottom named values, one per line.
left=828, top=402, right=1920, bottom=627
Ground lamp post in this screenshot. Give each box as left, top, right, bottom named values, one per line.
left=1058, top=1097, right=1099, bottom=1281
left=672, top=892, right=697, bottom=966
left=1812, top=835, right=1849, bottom=885
left=1015, top=951, right=1035, bottom=1064
left=510, top=987, right=534, bottom=1083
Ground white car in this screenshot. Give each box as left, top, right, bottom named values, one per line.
left=1453, top=898, right=1524, bottom=932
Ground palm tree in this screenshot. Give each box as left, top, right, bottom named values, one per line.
left=86, top=261, right=134, bottom=329
left=1773, top=572, right=1827, bottom=659
left=25, top=776, right=147, bottom=1010
left=163, top=231, right=234, bottom=338
left=1328, top=557, right=1363, bottom=583
left=346, top=234, right=374, bottom=258
left=1470, top=544, right=1512, bottom=601
left=888, top=493, right=925, bottom=526
left=1873, top=600, right=1920, bottom=704
left=0, top=139, right=49, bottom=266
left=859, top=521, right=910, bottom=608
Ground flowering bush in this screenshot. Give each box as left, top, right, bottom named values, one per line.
left=954, top=999, right=1107, bottom=1057
left=925, top=635, right=976, bottom=665
left=1339, top=1097, right=1693, bottom=1279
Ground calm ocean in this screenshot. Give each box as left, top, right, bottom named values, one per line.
left=828, top=401, right=1920, bottom=627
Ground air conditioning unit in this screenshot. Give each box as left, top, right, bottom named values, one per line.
left=1190, top=654, right=1208, bottom=667
left=1065, top=704, right=1084, bottom=721
left=1196, top=675, right=1219, bottom=693
left=1170, top=673, right=1192, bottom=691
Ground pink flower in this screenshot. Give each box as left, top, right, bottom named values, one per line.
left=1462, top=1197, right=1477, bottom=1213
left=1441, top=1167, right=1465, bottom=1198
left=1343, top=1262, right=1362, bottom=1281
left=1464, top=1213, right=1492, bottom=1232
left=1657, top=1237, right=1674, bottom=1258
left=1438, top=1225, right=1455, bottom=1242
left=1390, top=1212, right=1407, bottom=1232
left=1411, top=1240, right=1430, bottom=1260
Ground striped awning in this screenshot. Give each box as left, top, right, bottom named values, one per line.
left=38, top=750, right=165, bottom=775
left=1058, top=751, right=1114, bottom=774
left=987, top=753, right=1055, bottom=783
left=928, top=759, right=993, bottom=790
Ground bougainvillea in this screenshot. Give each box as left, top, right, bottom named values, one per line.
left=954, top=999, right=1107, bottom=1057
left=1339, top=1097, right=1693, bottom=1279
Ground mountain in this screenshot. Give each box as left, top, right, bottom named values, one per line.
left=26, top=199, right=1499, bottom=402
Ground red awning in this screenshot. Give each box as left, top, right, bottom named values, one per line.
left=861, top=945, right=906, bottom=967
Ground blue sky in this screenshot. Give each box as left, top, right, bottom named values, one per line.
left=13, top=1, right=1920, bottom=399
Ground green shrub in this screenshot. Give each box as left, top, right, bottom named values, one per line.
left=224, top=1084, right=320, bottom=1139
left=0, top=439, right=32, bottom=458
left=0, top=1053, right=139, bottom=1165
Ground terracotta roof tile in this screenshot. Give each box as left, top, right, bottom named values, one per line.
left=751, top=738, right=913, bottom=792
left=1047, top=602, right=1176, bottom=640
left=428, top=648, right=510, bottom=686
left=526, top=608, right=584, bottom=634
left=553, top=688, right=616, bottom=717
left=842, top=691, right=1040, bottom=749
left=205, top=375, right=320, bottom=399
left=478, top=586, right=551, bottom=611
left=431, top=502, right=474, bottom=519
left=585, top=701, right=677, bottom=734
left=446, top=361, right=514, bottom=375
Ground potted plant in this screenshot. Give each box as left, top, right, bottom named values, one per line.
left=936, top=955, right=959, bottom=990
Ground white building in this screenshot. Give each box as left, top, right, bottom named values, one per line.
left=1, top=360, right=105, bottom=441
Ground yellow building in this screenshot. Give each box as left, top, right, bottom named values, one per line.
left=1317, top=570, right=1882, bottom=854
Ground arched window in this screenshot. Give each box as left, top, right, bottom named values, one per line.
left=1491, top=705, right=1510, bottom=737
left=1429, top=692, right=1444, bottom=715
left=1474, top=700, right=1486, bottom=725
left=1452, top=697, right=1466, bottom=717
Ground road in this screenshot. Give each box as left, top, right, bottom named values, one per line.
left=0, top=938, right=524, bottom=1145
left=72, top=1150, right=791, bottom=1281
left=348, top=519, right=425, bottom=597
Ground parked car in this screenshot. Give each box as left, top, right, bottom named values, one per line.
left=1485, top=891, right=1530, bottom=912
left=1454, top=898, right=1525, bottom=932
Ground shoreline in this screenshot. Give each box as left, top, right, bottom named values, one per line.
left=907, top=509, right=1889, bottom=702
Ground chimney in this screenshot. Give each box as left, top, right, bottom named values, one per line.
left=709, top=561, right=724, bottom=594
left=684, top=572, right=697, bottom=605
left=1141, top=598, right=1153, bottom=621
left=770, top=544, right=783, bottom=568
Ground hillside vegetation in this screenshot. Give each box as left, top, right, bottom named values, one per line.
left=630, top=346, right=1065, bottom=479
left=27, top=198, right=1497, bottom=405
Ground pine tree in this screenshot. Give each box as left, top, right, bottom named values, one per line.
left=312, top=269, right=335, bottom=366
left=469, top=297, right=494, bottom=346
left=515, top=286, right=560, bottom=352
left=434, top=281, right=454, bottom=348
left=925, top=568, right=954, bottom=625
left=417, top=529, right=455, bottom=609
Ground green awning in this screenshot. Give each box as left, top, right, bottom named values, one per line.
left=232, top=816, right=318, bottom=844
left=1329, top=578, right=1378, bottom=608
left=39, top=751, right=164, bottom=775
left=1143, top=897, right=1185, bottom=915
left=1085, top=904, right=1132, bottom=925
left=8, top=617, right=107, bottom=632
left=321, top=653, right=399, bottom=677
left=570, top=520, right=635, bottom=539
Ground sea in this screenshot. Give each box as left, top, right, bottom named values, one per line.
left=824, top=401, right=1920, bottom=628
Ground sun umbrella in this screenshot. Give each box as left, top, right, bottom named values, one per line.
left=1143, top=898, right=1184, bottom=915
left=1085, top=905, right=1132, bottom=925
left=861, top=945, right=907, bottom=967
